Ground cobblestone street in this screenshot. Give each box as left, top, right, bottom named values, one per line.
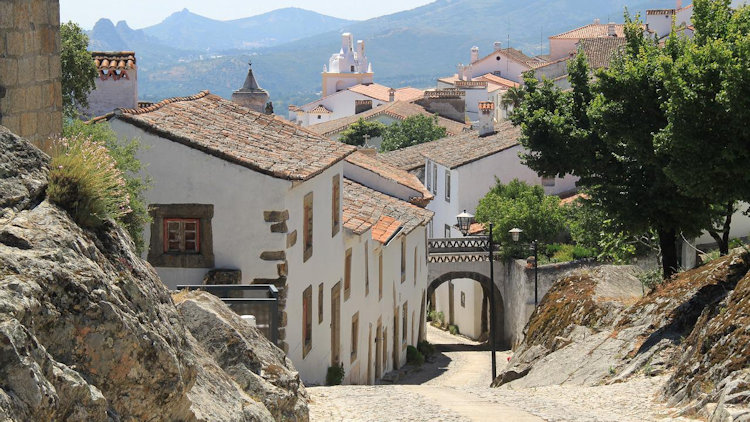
left=308, top=325, right=699, bottom=421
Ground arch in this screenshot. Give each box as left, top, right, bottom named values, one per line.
left=427, top=271, right=506, bottom=348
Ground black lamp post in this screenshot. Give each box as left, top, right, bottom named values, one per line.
left=456, top=211, right=497, bottom=381
left=510, top=228, right=539, bottom=306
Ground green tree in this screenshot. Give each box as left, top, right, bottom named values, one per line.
left=475, top=179, right=565, bottom=257
left=63, top=119, right=150, bottom=253
left=339, top=118, right=386, bottom=146
left=658, top=0, right=750, bottom=255
left=379, top=114, right=447, bottom=152
left=61, top=22, right=98, bottom=117
left=512, top=15, right=713, bottom=278
left=500, top=86, right=525, bottom=112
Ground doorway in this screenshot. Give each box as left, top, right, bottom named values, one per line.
left=331, top=282, right=341, bottom=366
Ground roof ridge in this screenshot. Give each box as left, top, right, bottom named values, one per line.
left=117, top=90, right=211, bottom=115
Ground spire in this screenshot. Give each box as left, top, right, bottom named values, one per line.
left=239, top=61, right=262, bottom=92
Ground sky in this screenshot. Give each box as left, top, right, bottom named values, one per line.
left=60, top=0, right=435, bottom=29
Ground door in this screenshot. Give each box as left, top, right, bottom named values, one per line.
left=331, top=282, right=341, bottom=366
left=392, top=307, right=400, bottom=369
left=375, top=318, right=382, bottom=379
left=382, top=327, right=388, bottom=372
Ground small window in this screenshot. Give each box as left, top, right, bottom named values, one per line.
left=351, top=312, right=359, bottom=363
left=402, top=302, right=408, bottom=345
left=303, top=192, right=313, bottom=262
left=400, top=237, right=406, bottom=283
left=378, top=251, right=383, bottom=301
left=445, top=170, right=451, bottom=202
left=542, top=176, right=556, bottom=187
left=303, top=286, right=313, bottom=357
left=461, top=291, right=466, bottom=308
left=317, top=115, right=322, bottom=119
left=163, top=218, right=200, bottom=253
left=332, top=175, right=341, bottom=236
left=445, top=224, right=452, bottom=239
left=496, top=56, right=501, bottom=61
left=318, top=283, right=324, bottom=324
left=364, top=242, right=370, bottom=297
left=426, top=161, right=432, bottom=191
left=432, top=164, right=437, bottom=194
left=344, top=248, right=352, bottom=300
left=351, top=65, right=355, bottom=72
left=413, top=246, right=418, bottom=285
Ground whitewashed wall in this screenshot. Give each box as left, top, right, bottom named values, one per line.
left=299, top=90, right=386, bottom=126
left=85, top=73, right=138, bottom=118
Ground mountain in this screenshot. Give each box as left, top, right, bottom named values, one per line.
left=141, top=8, right=355, bottom=51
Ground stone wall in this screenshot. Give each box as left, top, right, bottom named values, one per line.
left=416, top=93, right=465, bottom=124
left=0, top=0, right=63, bottom=150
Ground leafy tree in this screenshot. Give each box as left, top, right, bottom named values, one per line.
left=63, top=119, right=150, bottom=253
left=658, top=0, right=750, bottom=255
left=500, top=86, right=525, bottom=112
left=60, top=22, right=98, bottom=117
left=512, top=15, right=714, bottom=278
left=379, top=114, right=447, bottom=152
left=475, top=179, right=566, bottom=257
left=339, top=118, right=386, bottom=146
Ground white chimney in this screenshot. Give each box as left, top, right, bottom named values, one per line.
left=471, top=46, right=479, bottom=63
left=594, top=18, right=601, bottom=24
left=608, top=22, right=617, bottom=37
left=494, top=41, right=502, bottom=51
left=478, top=102, right=495, bottom=136
left=388, top=88, right=396, bottom=102
left=457, top=64, right=465, bottom=81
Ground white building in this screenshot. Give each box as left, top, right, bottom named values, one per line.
left=322, top=33, right=373, bottom=97
left=646, top=2, right=694, bottom=40
left=82, top=51, right=138, bottom=118
left=381, top=103, right=578, bottom=339
left=437, top=72, right=520, bottom=122
left=104, top=92, right=433, bottom=385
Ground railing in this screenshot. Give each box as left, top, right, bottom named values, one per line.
left=176, top=284, right=279, bottom=345
left=427, top=237, right=501, bottom=263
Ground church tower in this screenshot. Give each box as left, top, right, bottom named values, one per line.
left=321, top=33, right=374, bottom=97
left=231, top=63, right=270, bottom=113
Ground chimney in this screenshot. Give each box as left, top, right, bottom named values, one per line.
left=471, top=46, right=479, bottom=63
left=608, top=22, right=617, bottom=37
left=478, top=102, right=495, bottom=136
left=388, top=88, right=396, bottom=102
left=676, top=0, right=682, bottom=8
left=593, top=18, right=600, bottom=24
left=457, top=64, right=465, bottom=81
left=494, top=41, right=502, bottom=51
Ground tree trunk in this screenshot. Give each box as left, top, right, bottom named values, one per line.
left=708, top=201, right=734, bottom=256
left=658, top=227, right=679, bottom=279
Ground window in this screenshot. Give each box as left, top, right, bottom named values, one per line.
left=148, top=204, right=214, bottom=268
left=445, top=224, right=452, bottom=238
left=542, top=176, right=556, bottom=187
left=303, top=286, right=312, bottom=357
left=432, top=164, right=437, bottom=194
left=351, top=312, right=359, bottom=363
left=445, top=170, right=451, bottom=202
left=318, top=283, right=324, bottom=324
left=378, top=251, right=383, bottom=301
left=461, top=291, right=466, bottom=308
left=413, top=246, right=418, bottom=285
left=303, top=192, right=313, bottom=262
left=163, top=218, right=199, bottom=253
left=351, top=65, right=355, bottom=72
left=344, top=248, right=352, bottom=300
left=317, top=115, right=321, bottom=120
left=400, top=237, right=406, bottom=283
left=402, top=302, right=408, bottom=345
left=332, top=175, right=341, bottom=236
left=364, top=242, right=370, bottom=297
left=426, top=161, right=432, bottom=191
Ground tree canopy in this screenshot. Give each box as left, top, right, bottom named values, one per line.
left=379, top=114, right=447, bottom=152
left=60, top=22, right=98, bottom=117
left=339, top=118, right=386, bottom=146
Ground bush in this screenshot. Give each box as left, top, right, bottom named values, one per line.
left=48, top=136, right=130, bottom=229
left=448, top=325, right=459, bottom=335
left=325, top=363, right=345, bottom=386
left=637, top=268, right=663, bottom=290
left=406, top=345, right=425, bottom=366
left=417, top=340, right=435, bottom=358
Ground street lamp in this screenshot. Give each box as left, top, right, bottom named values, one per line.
left=455, top=211, right=497, bottom=382
left=509, top=228, right=539, bottom=306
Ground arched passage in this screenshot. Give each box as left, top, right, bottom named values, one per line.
left=426, top=271, right=506, bottom=349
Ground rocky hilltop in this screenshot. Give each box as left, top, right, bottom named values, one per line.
left=495, top=252, right=750, bottom=421
left=0, top=125, right=308, bottom=421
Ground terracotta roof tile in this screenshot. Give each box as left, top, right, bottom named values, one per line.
left=550, top=23, right=627, bottom=39
left=473, top=48, right=547, bottom=69
left=343, top=178, right=433, bottom=242
left=578, top=37, right=626, bottom=69
left=345, top=151, right=433, bottom=206
left=348, top=84, right=424, bottom=102
left=309, top=104, right=332, bottom=114
left=478, top=73, right=521, bottom=88
left=308, top=101, right=469, bottom=137
left=91, top=51, right=136, bottom=70
left=378, top=141, right=439, bottom=172
left=110, top=91, right=354, bottom=180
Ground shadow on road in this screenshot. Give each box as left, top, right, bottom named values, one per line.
left=391, top=340, right=491, bottom=385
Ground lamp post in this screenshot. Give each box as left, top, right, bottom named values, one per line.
left=509, top=228, right=539, bottom=306
left=456, top=211, right=497, bottom=381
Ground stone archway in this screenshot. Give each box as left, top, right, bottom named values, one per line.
left=426, top=271, right=506, bottom=348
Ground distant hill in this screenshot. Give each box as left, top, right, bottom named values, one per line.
left=87, top=0, right=681, bottom=110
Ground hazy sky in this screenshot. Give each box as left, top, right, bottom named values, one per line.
left=60, top=0, right=435, bottom=29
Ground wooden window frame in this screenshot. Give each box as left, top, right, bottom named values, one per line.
left=400, top=237, right=406, bottom=283
left=303, top=285, right=313, bottom=358
left=318, top=283, right=324, bottom=324
left=332, top=175, right=341, bottom=237
left=378, top=250, right=383, bottom=301
left=445, top=169, right=451, bottom=202
left=148, top=204, right=214, bottom=268
left=351, top=312, right=359, bottom=363
left=303, top=192, right=314, bottom=262
left=344, top=248, right=352, bottom=301
left=163, top=218, right=200, bottom=253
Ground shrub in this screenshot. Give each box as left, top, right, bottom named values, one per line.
left=406, top=345, right=425, bottom=366
left=417, top=340, right=435, bottom=358
left=571, top=245, right=596, bottom=260
left=325, top=363, right=345, bottom=386
left=48, top=136, right=130, bottom=229
left=637, top=268, right=663, bottom=290
left=448, top=325, right=459, bottom=335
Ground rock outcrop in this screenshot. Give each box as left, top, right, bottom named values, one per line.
left=494, top=248, right=750, bottom=421
left=0, top=126, right=308, bottom=421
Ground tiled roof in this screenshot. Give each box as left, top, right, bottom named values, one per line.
left=110, top=91, right=355, bottom=181
left=342, top=178, right=433, bottom=241
left=578, top=37, right=626, bottom=69
left=478, top=73, right=521, bottom=89
left=379, top=141, right=439, bottom=172
left=310, top=104, right=332, bottom=114
left=550, top=23, right=626, bottom=39
left=647, top=8, right=676, bottom=15
left=345, top=151, right=433, bottom=206
left=307, top=101, right=469, bottom=137
left=468, top=222, right=486, bottom=235
left=478, top=101, right=495, bottom=111
left=371, top=215, right=402, bottom=244
left=91, top=51, right=136, bottom=70
left=420, top=120, right=521, bottom=170
left=348, top=84, right=424, bottom=102
left=474, top=48, right=546, bottom=68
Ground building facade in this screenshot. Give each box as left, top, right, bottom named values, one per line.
left=322, top=33, right=373, bottom=97
left=82, top=51, right=138, bottom=119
